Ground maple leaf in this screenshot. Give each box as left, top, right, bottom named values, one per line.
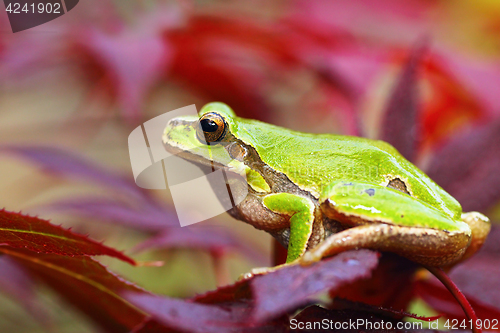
left=0, top=209, right=150, bottom=332
left=0, top=209, right=135, bottom=264
left=380, top=40, right=426, bottom=161
left=127, top=250, right=379, bottom=333
left=1, top=248, right=149, bottom=333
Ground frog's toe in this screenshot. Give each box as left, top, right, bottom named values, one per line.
left=299, top=250, right=322, bottom=266
left=237, top=266, right=275, bottom=281
left=238, top=271, right=256, bottom=281
left=460, top=211, right=490, bottom=261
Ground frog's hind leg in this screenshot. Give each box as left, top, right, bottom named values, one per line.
left=300, top=223, right=470, bottom=267
left=306, top=181, right=473, bottom=267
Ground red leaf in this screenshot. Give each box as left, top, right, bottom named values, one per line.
left=1, top=247, right=149, bottom=333
left=380, top=41, right=426, bottom=161
left=425, top=119, right=500, bottom=212
left=250, top=250, right=379, bottom=322
left=76, top=27, right=171, bottom=123
left=418, top=54, right=486, bottom=149
left=166, top=16, right=290, bottom=121
left=0, top=209, right=135, bottom=265
left=272, top=238, right=287, bottom=266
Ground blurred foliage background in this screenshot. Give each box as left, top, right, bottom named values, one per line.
left=1, top=0, right=500, bottom=331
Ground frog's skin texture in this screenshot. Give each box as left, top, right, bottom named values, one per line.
left=163, top=102, right=490, bottom=268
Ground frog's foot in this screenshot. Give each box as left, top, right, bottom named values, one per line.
left=300, top=250, right=323, bottom=266
left=460, top=212, right=490, bottom=262
left=299, top=223, right=471, bottom=267
left=238, top=262, right=299, bottom=281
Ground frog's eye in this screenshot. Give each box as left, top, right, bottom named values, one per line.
left=197, top=112, right=227, bottom=143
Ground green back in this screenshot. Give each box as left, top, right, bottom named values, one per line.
left=232, top=117, right=462, bottom=220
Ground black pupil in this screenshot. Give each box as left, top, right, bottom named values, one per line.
left=201, top=119, right=218, bottom=132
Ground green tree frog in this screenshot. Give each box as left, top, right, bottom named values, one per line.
left=162, top=102, right=490, bottom=269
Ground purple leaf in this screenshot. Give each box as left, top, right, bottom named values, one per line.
left=293, top=305, right=445, bottom=333
left=449, top=257, right=500, bottom=314
left=416, top=224, right=500, bottom=320
left=250, top=250, right=379, bottom=322
left=1, top=146, right=185, bottom=227
left=426, top=119, right=500, bottom=212
left=192, top=279, right=252, bottom=304
left=133, top=226, right=267, bottom=263
left=380, top=41, right=426, bottom=161
left=322, top=48, right=386, bottom=100
left=447, top=225, right=500, bottom=313
left=47, top=198, right=178, bottom=231
left=0, top=146, right=144, bottom=202
left=477, top=224, right=500, bottom=256
left=298, top=48, right=386, bottom=136
left=6, top=144, right=257, bottom=260
left=77, top=27, right=171, bottom=123
left=126, top=294, right=288, bottom=333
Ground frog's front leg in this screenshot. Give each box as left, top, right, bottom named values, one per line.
left=263, top=193, right=316, bottom=263
left=301, top=181, right=473, bottom=267
left=239, top=193, right=316, bottom=279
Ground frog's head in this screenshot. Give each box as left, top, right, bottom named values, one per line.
left=162, top=102, right=245, bottom=169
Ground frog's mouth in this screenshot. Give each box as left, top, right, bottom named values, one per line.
left=163, top=142, right=229, bottom=171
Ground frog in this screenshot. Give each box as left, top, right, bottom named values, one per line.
left=162, top=102, right=490, bottom=271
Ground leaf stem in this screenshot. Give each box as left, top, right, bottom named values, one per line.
left=425, top=266, right=481, bottom=333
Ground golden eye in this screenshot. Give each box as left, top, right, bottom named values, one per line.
left=197, top=112, right=227, bottom=143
